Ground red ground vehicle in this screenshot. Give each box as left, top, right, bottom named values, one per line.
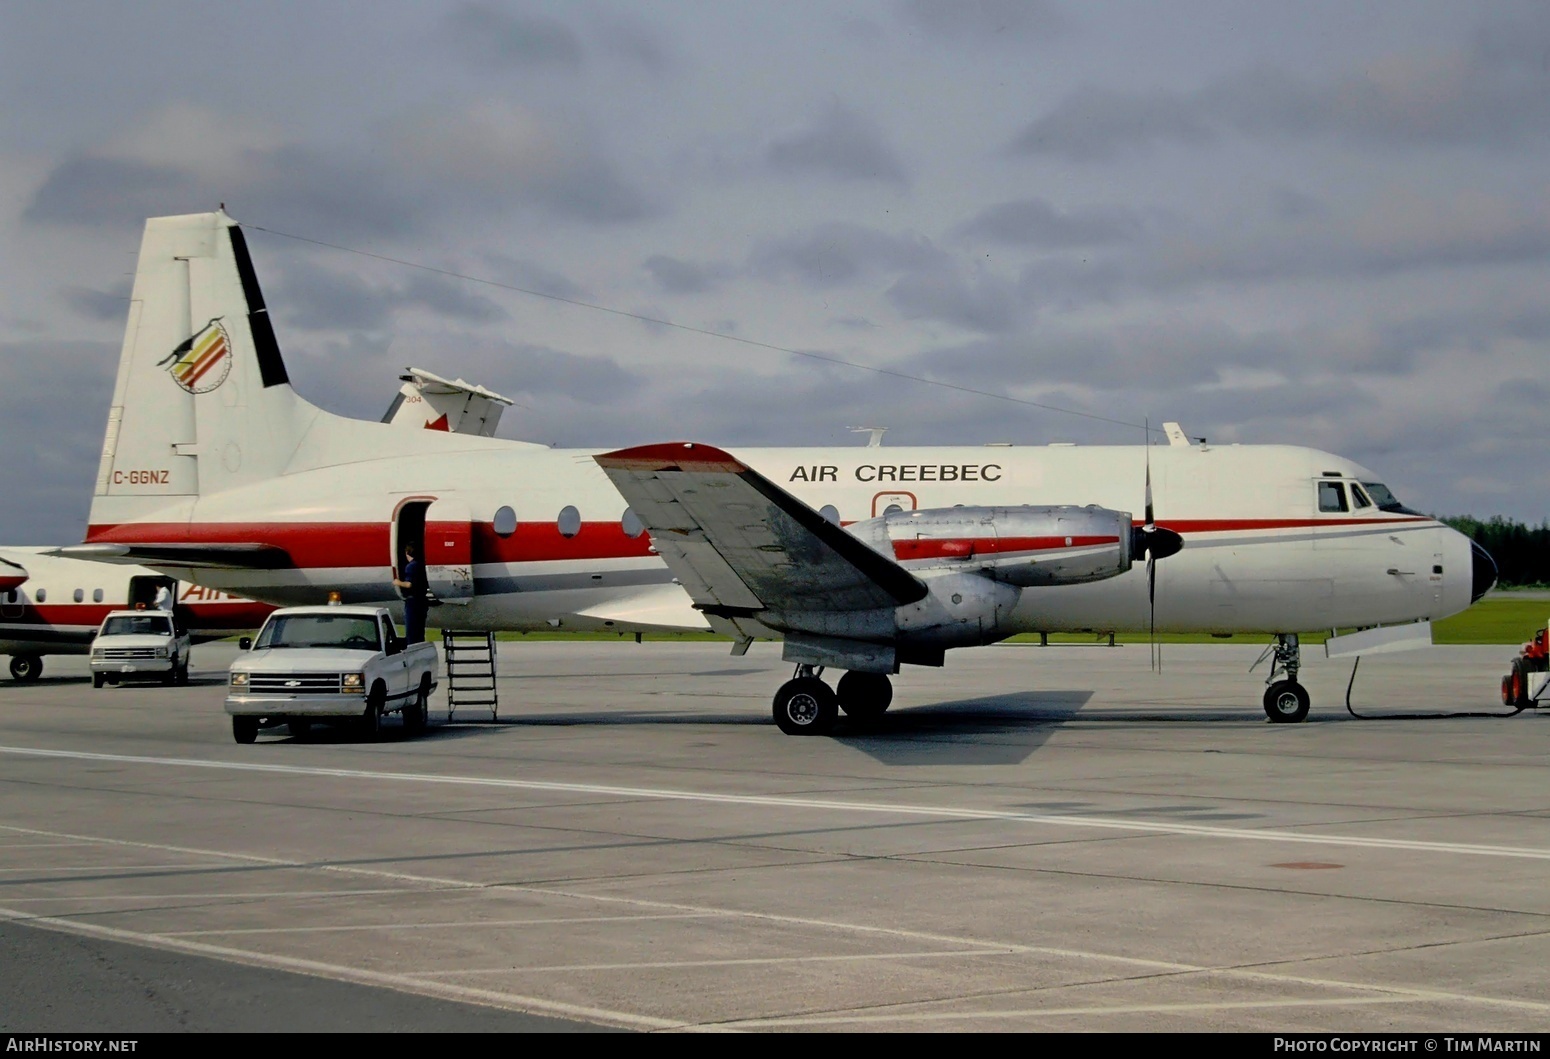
left=1501, top=624, right=1548, bottom=707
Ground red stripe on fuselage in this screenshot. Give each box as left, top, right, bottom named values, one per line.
left=1139, top=516, right=1431, bottom=532
left=893, top=535, right=1119, bottom=562
left=86, top=521, right=656, bottom=569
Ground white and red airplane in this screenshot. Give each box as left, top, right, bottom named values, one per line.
left=59, top=210, right=1494, bottom=728
left=0, top=364, right=510, bottom=682
left=0, top=549, right=270, bottom=682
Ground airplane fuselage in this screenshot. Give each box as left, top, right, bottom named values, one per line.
left=81, top=437, right=1481, bottom=639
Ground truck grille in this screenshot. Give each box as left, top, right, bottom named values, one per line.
left=248, top=673, right=343, bottom=694
left=99, top=647, right=159, bottom=659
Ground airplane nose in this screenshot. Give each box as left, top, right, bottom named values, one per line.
left=1470, top=540, right=1497, bottom=604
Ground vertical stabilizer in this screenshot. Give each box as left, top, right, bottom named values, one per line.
left=90, top=211, right=318, bottom=531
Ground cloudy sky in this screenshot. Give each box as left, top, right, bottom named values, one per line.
left=3, top=0, right=1548, bottom=542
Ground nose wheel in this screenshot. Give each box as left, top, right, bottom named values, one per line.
left=1263, top=680, right=1310, bottom=723
left=1258, top=634, right=1311, bottom=723
left=773, top=666, right=839, bottom=735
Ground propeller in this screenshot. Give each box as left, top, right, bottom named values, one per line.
left=1131, top=431, right=1183, bottom=670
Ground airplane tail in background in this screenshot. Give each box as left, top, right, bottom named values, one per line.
left=89, top=211, right=321, bottom=530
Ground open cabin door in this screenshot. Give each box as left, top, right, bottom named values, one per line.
left=424, top=497, right=474, bottom=605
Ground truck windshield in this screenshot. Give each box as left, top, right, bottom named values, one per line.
left=100, top=615, right=172, bottom=636
left=255, top=614, right=381, bottom=651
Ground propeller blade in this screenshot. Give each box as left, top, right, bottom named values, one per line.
left=1148, top=551, right=1159, bottom=671
left=1144, top=456, right=1154, bottom=530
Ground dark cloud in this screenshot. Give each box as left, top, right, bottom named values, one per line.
left=906, top=319, right=1291, bottom=391
left=24, top=156, right=201, bottom=226
left=593, top=16, right=674, bottom=72
left=1016, top=189, right=1550, bottom=306
left=956, top=198, right=1143, bottom=247
left=0, top=340, right=117, bottom=543
left=479, top=341, right=644, bottom=404
left=750, top=222, right=944, bottom=287
left=25, top=146, right=417, bottom=242
left=274, top=262, right=395, bottom=332
left=273, top=263, right=506, bottom=332
left=885, top=266, right=1023, bottom=335
left=642, top=255, right=731, bottom=295
left=400, top=274, right=507, bottom=324
left=61, top=283, right=131, bottom=323
left=896, top=0, right=1067, bottom=42
left=26, top=108, right=654, bottom=238
left=481, top=255, right=589, bottom=300
left=443, top=4, right=584, bottom=69
left=1014, top=10, right=1550, bottom=160
left=766, top=106, right=909, bottom=187
left=533, top=156, right=656, bottom=223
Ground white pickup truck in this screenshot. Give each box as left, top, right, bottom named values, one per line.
left=90, top=609, right=192, bottom=688
left=225, top=604, right=438, bottom=743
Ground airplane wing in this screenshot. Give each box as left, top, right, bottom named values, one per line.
left=593, top=442, right=926, bottom=619
left=49, top=543, right=292, bottom=570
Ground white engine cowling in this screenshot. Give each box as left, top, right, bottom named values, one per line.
left=848, top=505, right=1135, bottom=587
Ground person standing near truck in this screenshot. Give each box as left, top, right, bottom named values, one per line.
left=392, top=542, right=429, bottom=644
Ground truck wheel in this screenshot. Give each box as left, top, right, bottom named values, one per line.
left=92, top=673, right=106, bottom=689
left=175, top=661, right=190, bottom=686
left=9, top=654, right=42, bottom=682
left=403, top=679, right=430, bottom=736
left=232, top=716, right=258, bottom=744
left=362, top=686, right=385, bottom=739
left=287, top=718, right=312, bottom=739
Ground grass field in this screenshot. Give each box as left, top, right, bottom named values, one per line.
left=491, top=594, right=1550, bottom=648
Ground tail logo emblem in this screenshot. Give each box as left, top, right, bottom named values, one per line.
left=159, top=317, right=232, bottom=394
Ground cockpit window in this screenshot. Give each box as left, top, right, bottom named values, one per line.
left=1360, top=482, right=1422, bottom=515
left=1350, top=483, right=1373, bottom=509
left=1318, top=481, right=1348, bottom=513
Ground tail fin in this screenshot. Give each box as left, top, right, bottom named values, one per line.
left=90, top=211, right=319, bottom=530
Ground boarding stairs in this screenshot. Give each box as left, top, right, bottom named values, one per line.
left=441, top=629, right=499, bottom=721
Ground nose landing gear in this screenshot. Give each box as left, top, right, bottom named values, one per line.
left=1259, top=634, right=1311, bottom=723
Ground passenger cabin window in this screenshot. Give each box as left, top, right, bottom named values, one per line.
left=883, top=504, right=904, bottom=516
left=1350, top=484, right=1373, bottom=509
left=93, top=589, right=104, bottom=603
left=492, top=505, right=518, bottom=537
left=1318, top=481, right=1348, bottom=513
left=73, top=589, right=84, bottom=603
left=819, top=504, right=840, bottom=526
left=557, top=505, right=581, bottom=538
left=34, top=588, right=46, bottom=603
left=621, top=508, right=645, bottom=538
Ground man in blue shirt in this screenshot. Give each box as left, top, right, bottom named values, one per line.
left=392, top=542, right=429, bottom=644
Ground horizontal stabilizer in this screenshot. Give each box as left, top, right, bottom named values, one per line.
left=51, top=542, right=292, bottom=570
left=0, top=556, right=28, bottom=592
left=594, top=442, right=926, bottom=615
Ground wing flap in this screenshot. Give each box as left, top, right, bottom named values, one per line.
left=595, top=442, right=925, bottom=615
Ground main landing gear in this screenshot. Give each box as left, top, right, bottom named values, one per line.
left=772, top=666, right=894, bottom=735
left=1260, top=633, right=1311, bottom=723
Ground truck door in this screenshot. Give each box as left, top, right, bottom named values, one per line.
left=424, top=498, right=475, bottom=605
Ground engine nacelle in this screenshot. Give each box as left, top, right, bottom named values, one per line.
left=848, top=504, right=1135, bottom=587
